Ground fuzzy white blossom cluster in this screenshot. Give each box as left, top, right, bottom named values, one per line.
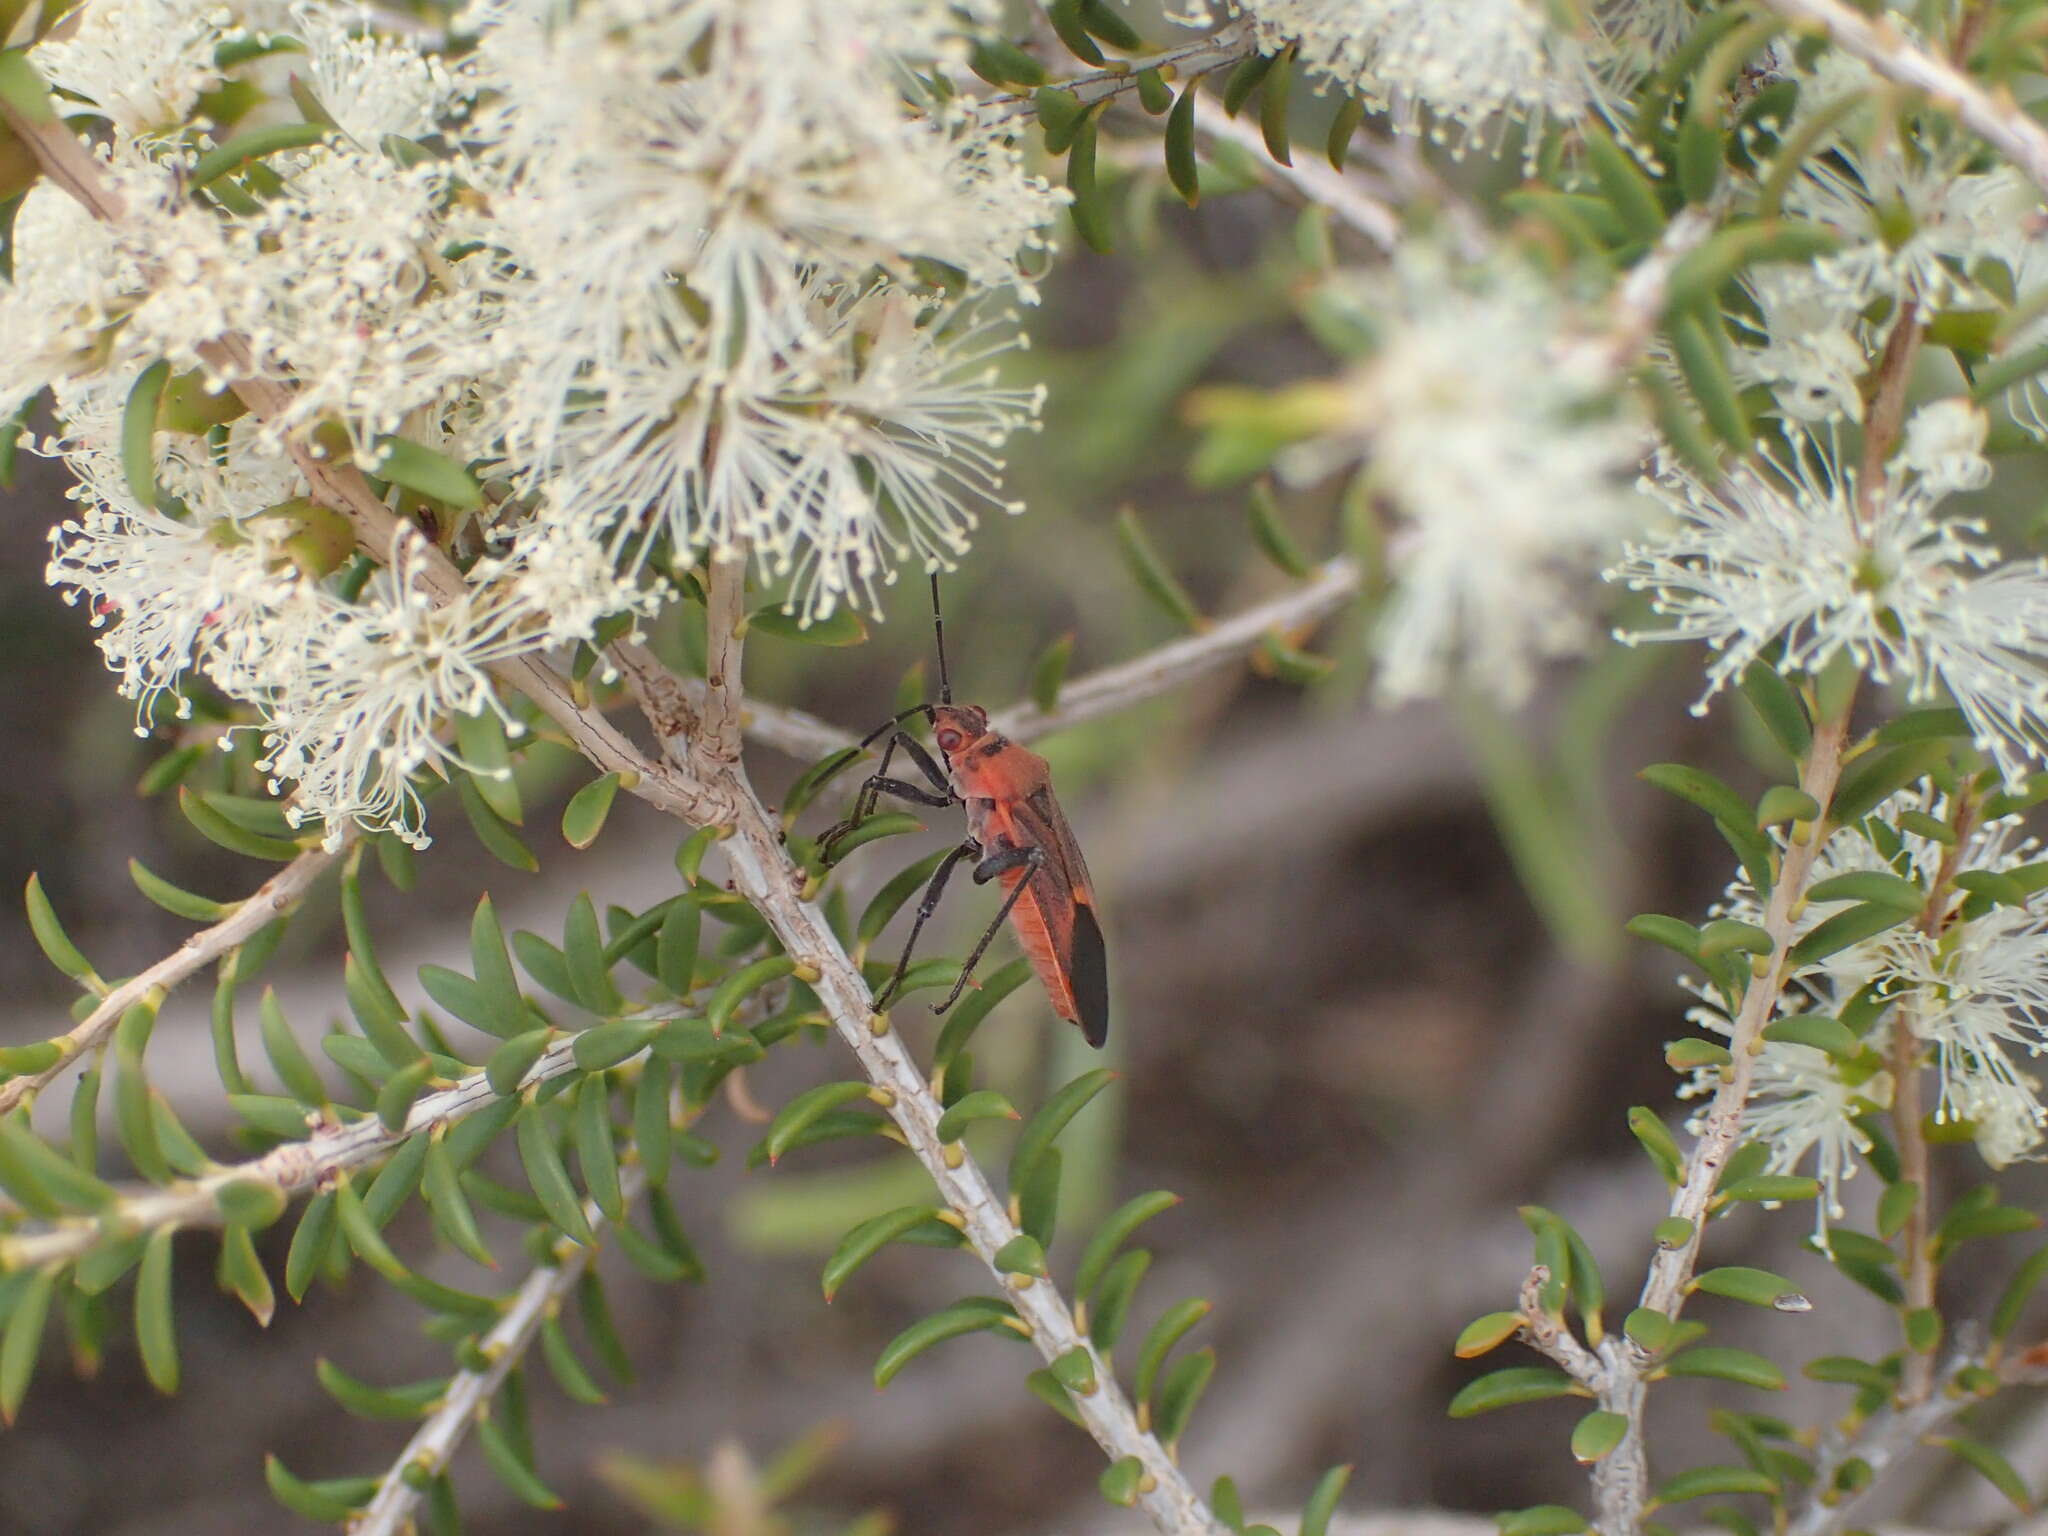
left=1611, top=401, right=2048, bottom=790
left=1680, top=788, right=2048, bottom=1236
left=1290, top=249, right=1652, bottom=704
left=1194, top=0, right=1691, bottom=157
left=22, top=0, right=1059, bottom=846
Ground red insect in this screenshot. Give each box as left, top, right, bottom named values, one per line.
left=820, top=577, right=1109, bottom=1048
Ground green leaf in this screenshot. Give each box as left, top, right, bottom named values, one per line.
left=1099, top=1455, right=1143, bottom=1507
left=1829, top=741, right=1948, bottom=825
left=572, top=1017, right=661, bottom=1073
left=1692, top=1266, right=1809, bottom=1310
left=1165, top=80, right=1200, bottom=206
left=265, top=1455, right=375, bottom=1523
left=1805, top=870, right=1925, bottom=912
left=375, top=1057, right=434, bottom=1132
left=1454, top=1311, right=1525, bottom=1359
left=1221, top=50, right=1276, bottom=116
left=1495, top=1508, right=1587, bottom=1536
left=1447, top=1367, right=1581, bottom=1417
left=1624, top=1307, right=1674, bottom=1354
left=1934, top=1436, right=2034, bottom=1512
left=1029, top=632, right=1074, bottom=714
left=1717, top=1175, right=1821, bottom=1204
left=1628, top=1107, right=1683, bottom=1185
left=1016, top=1145, right=1062, bottom=1249
left=1761, top=1016, right=1857, bottom=1057
left=1088, top=1249, right=1150, bottom=1352
left=1628, top=914, right=1704, bottom=964
left=745, top=605, right=867, bottom=646
left=1046, top=0, right=1104, bottom=65
left=456, top=775, right=539, bottom=871
left=179, top=787, right=299, bottom=859
left=1668, top=309, right=1752, bottom=451
left=479, top=1406, right=562, bottom=1509
left=1992, top=1245, right=2048, bottom=1340
left=1652, top=1466, right=1777, bottom=1506
left=1115, top=508, right=1203, bottom=631
left=823, top=1206, right=953, bottom=1301
left=707, top=954, right=796, bottom=1034
left=0, top=1266, right=54, bottom=1422
left=934, top=1089, right=1017, bottom=1143
left=1876, top=1179, right=1918, bottom=1241
left=1668, top=1038, right=1732, bottom=1071
left=284, top=1191, right=338, bottom=1301
left=1639, top=764, right=1774, bottom=895
left=317, top=1357, right=447, bottom=1420
left=121, top=360, right=171, bottom=510
left=1247, top=480, right=1312, bottom=577
left=562, top=892, right=624, bottom=1015
left=369, top=436, right=481, bottom=509
left=1804, top=1354, right=1894, bottom=1392
left=1790, top=902, right=1913, bottom=965
left=1035, top=84, right=1086, bottom=153
left=572, top=1074, right=623, bottom=1221
left=1904, top=1305, right=1942, bottom=1354
left=1754, top=786, right=1820, bottom=827
left=487, top=1028, right=554, bottom=1097
left=933, top=957, right=1032, bottom=1066
left=1301, top=1464, right=1351, bottom=1536
left=1571, top=1409, right=1629, bottom=1465
left=1697, top=920, right=1771, bottom=961
left=1075, top=1190, right=1180, bottom=1303
left=1137, top=1296, right=1210, bottom=1411
left=1739, top=664, right=1811, bottom=758
left=516, top=1105, right=593, bottom=1244
left=1009, top=1067, right=1115, bottom=1193
left=1583, top=123, right=1664, bottom=242
left=25, top=873, right=99, bottom=986
left=540, top=1315, right=607, bottom=1405
left=764, top=1081, right=871, bottom=1165
left=994, top=1233, right=1046, bottom=1277
left=1258, top=45, right=1294, bottom=165
left=1661, top=1346, right=1787, bottom=1390
left=1153, top=1346, right=1216, bottom=1444
left=423, top=1134, right=496, bottom=1268
left=874, top=1297, right=1021, bottom=1386
left=1066, top=108, right=1111, bottom=254
left=186, top=121, right=327, bottom=189
left=135, top=1228, right=179, bottom=1393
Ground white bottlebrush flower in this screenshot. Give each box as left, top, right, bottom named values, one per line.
left=1613, top=406, right=2048, bottom=787
left=255, top=532, right=543, bottom=848
left=1680, top=1027, right=1883, bottom=1241
left=290, top=0, right=466, bottom=144
left=1235, top=0, right=1616, bottom=157
left=29, top=0, right=235, bottom=136
left=1883, top=904, right=2048, bottom=1166
left=540, top=285, right=1041, bottom=621
left=1788, top=143, right=2031, bottom=311
left=1298, top=251, right=1651, bottom=704
left=1989, top=236, right=2048, bottom=444
left=1727, top=267, right=1870, bottom=424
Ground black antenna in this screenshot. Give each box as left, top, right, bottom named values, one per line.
left=929, top=571, right=952, bottom=705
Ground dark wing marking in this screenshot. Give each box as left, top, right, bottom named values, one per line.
left=1009, top=785, right=1106, bottom=1046
left=1067, top=900, right=1109, bottom=1047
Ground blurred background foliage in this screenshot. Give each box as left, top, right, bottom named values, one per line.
left=5, top=24, right=2048, bottom=1534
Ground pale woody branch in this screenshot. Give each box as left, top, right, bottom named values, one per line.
left=353, top=1171, right=643, bottom=1536
left=978, top=18, right=1258, bottom=124
left=1584, top=706, right=1856, bottom=1534
left=0, top=1020, right=626, bottom=1271
left=1757, top=0, right=2048, bottom=196
left=0, top=838, right=348, bottom=1117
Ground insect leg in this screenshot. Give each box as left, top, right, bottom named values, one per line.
left=872, top=839, right=981, bottom=1011
left=821, top=732, right=954, bottom=862
left=932, top=846, right=1044, bottom=1015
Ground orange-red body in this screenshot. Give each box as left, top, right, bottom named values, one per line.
left=929, top=704, right=1109, bottom=1047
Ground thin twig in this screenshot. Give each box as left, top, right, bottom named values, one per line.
left=1588, top=702, right=1857, bottom=1533
left=1563, top=200, right=1726, bottom=385
left=1187, top=94, right=1401, bottom=251
left=700, top=553, right=748, bottom=766
left=994, top=557, right=1359, bottom=741
left=976, top=19, right=1259, bottom=124
left=627, top=646, right=1228, bottom=1536
left=353, top=1172, right=639, bottom=1536
left=0, top=839, right=346, bottom=1117
left=1756, top=0, right=2048, bottom=196
left=0, top=1019, right=636, bottom=1270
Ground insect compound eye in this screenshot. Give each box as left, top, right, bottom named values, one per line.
left=936, top=728, right=962, bottom=752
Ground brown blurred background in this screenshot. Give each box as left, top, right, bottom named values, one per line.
left=4, top=144, right=2047, bottom=1536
